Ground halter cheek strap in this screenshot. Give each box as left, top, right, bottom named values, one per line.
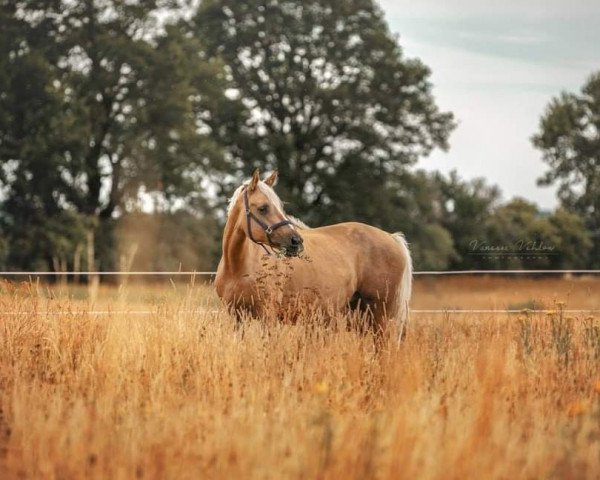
left=243, top=188, right=292, bottom=255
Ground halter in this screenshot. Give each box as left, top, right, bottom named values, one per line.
left=243, top=187, right=292, bottom=255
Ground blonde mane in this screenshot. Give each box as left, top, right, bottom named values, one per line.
left=287, top=215, right=310, bottom=230
left=227, top=179, right=310, bottom=229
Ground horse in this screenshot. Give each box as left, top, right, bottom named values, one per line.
left=214, top=169, right=413, bottom=340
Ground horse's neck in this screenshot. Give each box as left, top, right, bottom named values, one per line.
left=221, top=206, right=251, bottom=274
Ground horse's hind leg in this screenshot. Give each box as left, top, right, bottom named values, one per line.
left=347, top=292, right=382, bottom=348
left=368, top=297, right=406, bottom=350
left=347, top=292, right=371, bottom=334
left=348, top=291, right=400, bottom=351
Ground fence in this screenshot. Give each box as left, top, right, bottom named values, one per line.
left=1, top=270, right=599, bottom=315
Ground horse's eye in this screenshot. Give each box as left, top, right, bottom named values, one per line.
left=257, top=205, right=269, bottom=215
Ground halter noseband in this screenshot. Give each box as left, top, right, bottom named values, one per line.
left=243, top=187, right=292, bottom=255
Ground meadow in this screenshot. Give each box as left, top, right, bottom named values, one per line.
left=0, top=275, right=599, bottom=479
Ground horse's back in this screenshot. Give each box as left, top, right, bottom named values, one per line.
left=304, top=221, right=406, bottom=262
left=304, top=221, right=409, bottom=297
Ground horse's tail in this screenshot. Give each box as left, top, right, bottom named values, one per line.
left=391, top=233, right=412, bottom=340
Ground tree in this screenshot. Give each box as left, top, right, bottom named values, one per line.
left=390, top=170, right=455, bottom=270
left=547, top=207, right=593, bottom=268
left=533, top=72, right=600, bottom=267
left=434, top=171, right=501, bottom=269
left=0, top=1, right=229, bottom=270
left=0, top=0, right=87, bottom=269
left=484, top=199, right=592, bottom=269
left=194, top=0, right=454, bottom=227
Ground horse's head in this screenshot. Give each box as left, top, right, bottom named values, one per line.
left=239, top=169, right=304, bottom=257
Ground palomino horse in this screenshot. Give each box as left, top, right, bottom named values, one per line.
left=214, top=170, right=412, bottom=340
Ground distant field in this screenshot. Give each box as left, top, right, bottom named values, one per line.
left=413, top=275, right=600, bottom=310
left=1, top=276, right=599, bottom=479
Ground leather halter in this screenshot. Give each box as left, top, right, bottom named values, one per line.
left=243, top=187, right=292, bottom=255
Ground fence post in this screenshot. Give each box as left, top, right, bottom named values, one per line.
left=86, top=230, right=99, bottom=302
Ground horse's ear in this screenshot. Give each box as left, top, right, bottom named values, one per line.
left=249, top=168, right=260, bottom=191
left=264, top=170, right=278, bottom=187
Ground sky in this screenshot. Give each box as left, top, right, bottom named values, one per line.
left=378, top=0, right=600, bottom=209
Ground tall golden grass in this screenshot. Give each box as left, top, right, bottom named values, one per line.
left=1, top=277, right=599, bottom=479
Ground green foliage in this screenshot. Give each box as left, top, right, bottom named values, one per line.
left=434, top=171, right=501, bottom=269
left=409, top=223, right=455, bottom=271
left=194, top=0, right=455, bottom=226
left=0, top=1, right=597, bottom=273
left=484, top=199, right=552, bottom=269
left=0, top=226, right=8, bottom=269
left=1, top=208, right=87, bottom=271
left=0, top=0, right=228, bottom=271
left=418, top=174, right=592, bottom=270
left=482, top=199, right=592, bottom=269
left=547, top=208, right=593, bottom=268
left=532, top=71, right=600, bottom=266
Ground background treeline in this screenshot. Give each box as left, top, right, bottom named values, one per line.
left=0, top=0, right=598, bottom=272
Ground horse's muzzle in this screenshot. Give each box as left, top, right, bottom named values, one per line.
left=284, top=234, right=304, bottom=257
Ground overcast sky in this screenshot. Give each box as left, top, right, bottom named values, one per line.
left=378, top=0, right=600, bottom=209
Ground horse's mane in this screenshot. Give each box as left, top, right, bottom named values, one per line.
left=287, top=215, right=310, bottom=230
left=227, top=180, right=310, bottom=230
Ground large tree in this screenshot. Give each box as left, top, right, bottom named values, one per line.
left=0, top=1, right=229, bottom=270
left=434, top=171, right=501, bottom=269
left=194, top=0, right=455, bottom=227
left=0, top=0, right=86, bottom=269
left=532, top=72, right=600, bottom=267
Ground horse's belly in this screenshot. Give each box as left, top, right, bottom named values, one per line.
left=281, top=264, right=356, bottom=312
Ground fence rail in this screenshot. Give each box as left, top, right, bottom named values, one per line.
left=1, top=270, right=598, bottom=316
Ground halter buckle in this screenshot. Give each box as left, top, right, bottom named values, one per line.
left=265, top=226, right=273, bottom=234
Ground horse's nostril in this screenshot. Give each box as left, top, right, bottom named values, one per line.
left=291, top=235, right=302, bottom=246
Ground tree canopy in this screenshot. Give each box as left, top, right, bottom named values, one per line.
left=533, top=71, right=600, bottom=267
left=194, top=0, right=455, bottom=228
left=0, top=0, right=228, bottom=270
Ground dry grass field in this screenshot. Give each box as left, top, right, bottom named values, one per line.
left=1, top=276, right=599, bottom=479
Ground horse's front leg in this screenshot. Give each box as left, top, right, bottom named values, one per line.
left=232, top=307, right=245, bottom=332
left=225, top=294, right=257, bottom=336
